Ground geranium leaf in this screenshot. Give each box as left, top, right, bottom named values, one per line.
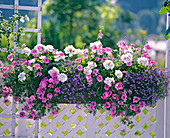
left=165, top=26, right=170, bottom=40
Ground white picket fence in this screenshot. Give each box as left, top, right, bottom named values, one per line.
left=0, top=96, right=164, bottom=138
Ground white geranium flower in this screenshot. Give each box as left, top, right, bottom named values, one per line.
left=137, top=57, right=148, bottom=66
left=48, top=67, right=60, bottom=76
left=23, top=47, right=31, bottom=56
left=29, top=59, right=36, bottom=64
left=115, top=70, right=123, bottom=79
left=83, top=67, right=92, bottom=75
left=104, top=77, right=115, bottom=86
left=20, top=15, right=29, bottom=23
left=18, top=72, right=26, bottom=82
left=44, top=45, right=54, bottom=52
left=103, top=60, right=115, bottom=70
left=39, top=55, right=46, bottom=60
left=27, top=66, right=33, bottom=71
left=88, top=61, right=97, bottom=69
left=58, top=73, right=67, bottom=82
left=64, top=45, right=77, bottom=57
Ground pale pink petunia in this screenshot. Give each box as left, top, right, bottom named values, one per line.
left=83, top=54, right=88, bottom=58
left=7, top=54, right=13, bottom=61
left=128, top=90, right=132, bottom=94
left=95, top=56, right=100, bottom=61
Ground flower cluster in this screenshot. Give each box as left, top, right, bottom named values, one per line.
left=0, top=32, right=169, bottom=126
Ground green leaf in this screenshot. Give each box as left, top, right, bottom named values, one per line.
left=159, top=4, right=170, bottom=15
left=165, top=26, right=170, bottom=40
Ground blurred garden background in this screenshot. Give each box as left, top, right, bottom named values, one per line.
left=0, top=0, right=167, bottom=67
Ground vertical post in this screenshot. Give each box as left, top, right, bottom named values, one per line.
left=11, top=97, right=16, bottom=137
left=165, top=11, right=170, bottom=138
left=87, top=113, right=95, bottom=138
left=34, top=119, right=39, bottom=138
left=37, top=0, right=42, bottom=44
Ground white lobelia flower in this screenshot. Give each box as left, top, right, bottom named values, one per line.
left=64, top=45, right=77, bottom=57
left=28, top=59, right=36, bottom=64
left=104, top=77, right=115, bottom=86
left=23, top=47, right=31, bottom=56
left=39, top=55, right=46, bottom=60
left=137, top=57, right=148, bottom=66
left=58, top=73, right=68, bottom=82
left=115, top=70, right=123, bottom=79
left=18, top=72, right=26, bottom=82
left=27, top=66, right=33, bottom=71
left=48, top=67, right=60, bottom=76
left=88, top=61, right=97, bottom=69
left=103, top=60, right=115, bottom=70
left=83, top=66, right=92, bottom=75
left=20, top=15, right=29, bottom=23
left=44, top=45, right=54, bottom=52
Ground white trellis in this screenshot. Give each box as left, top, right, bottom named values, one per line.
left=0, top=0, right=42, bottom=137
left=0, top=0, right=169, bottom=138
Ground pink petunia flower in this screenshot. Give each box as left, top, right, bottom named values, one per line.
left=7, top=54, right=13, bottom=61
left=75, top=58, right=81, bottom=63
left=118, top=101, right=124, bottom=105
left=97, top=75, right=103, bottom=82
left=121, top=94, right=127, bottom=102
left=54, top=87, right=60, bottom=93
left=20, top=112, right=25, bottom=118
left=83, top=54, right=88, bottom=58
left=95, top=56, right=100, bottom=61
left=77, top=65, right=83, bottom=71
left=110, top=107, right=116, bottom=114
left=24, top=105, right=30, bottom=112
left=52, top=72, right=58, bottom=78
left=112, top=102, right=116, bottom=107
left=12, top=61, right=17, bottom=66
left=103, top=102, right=111, bottom=108
left=126, top=61, right=132, bottom=66
left=139, top=101, right=145, bottom=108
left=37, top=72, right=42, bottom=77
left=31, top=49, right=37, bottom=54
left=28, top=113, right=34, bottom=119
left=0, top=61, right=3, bottom=68
left=101, top=57, right=107, bottom=62
left=42, top=98, right=47, bottom=103
left=115, top=82, right=123, bottom=90
left=88, top=105, right=95, bottom=111
left=133, top=96, right=140, bottom=103
left=44, top=57, right=49, bottom=63
left=128, top=90, right=132, bottom=94
left=93, top=69, right=98, bottom=74
left=104, top=85, right=109, bottom=90
left=47, top=93, right=53, bottom=99
left=91, top=101, right=96, bottom=107
left=112, top=94, right=119, bottom=100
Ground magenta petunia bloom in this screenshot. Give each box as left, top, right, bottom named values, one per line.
left=109, top=113, right=116, bottom=117
left=75, top=58, right=81, bottom=63
left=42, top=98, right=47, bottom=103
left=128, top=90, right=132, bottom=94
left=104, top=84, right=109, bottom=90
left=24, top=105, right=30, bottom=112
left=44, top=57, right=49, bottom=63
left=110, top=107, right=116, bottom=114
left=88, top=105, right=95, bottom=111
left=28, top=113, right=34, bottom=119
left=7, top=54, right=13, bottom=61
left=47, top=93, right=53, bottom=99
left=52, top=72, right=58, bottom=78
left=20, top=112, right=25, bottom=118
left=118, top=101, right=124, bottom=105
left=115, top=82, right=123, bottom=90
left=97, top=75, right=103, bottom=82
left=83, top=54, right=88, bottom=58
left=112, top=102, right=116, bottom=107
left=77, top=65, right=83, bottom=71
left=91, top=101, right=96, bottom=107
left=126, top=61, right=132, bottom=66
left=54, top=87, right=60, bottom=93
left=139, top=101, right=145, bottom=108
left=37, top=112, right=41, bottom=117
left=103, top=102, right=111, bottom=108
left=11, top=61, right=17, bottom=66
left=3, top=99, right=9, bottom=104
left=95, top=56, right=100, bottom=61
left=133, top=96, right=140, bottom=103
left=30, top=111, right=36, bottom=115
left=112, top=94, right=119, bottom=100
left=93, top=69, right=98, bottom=74
left=0, top=61, right=3, bottom=68
left=121, top=94, right=127, bottom=102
